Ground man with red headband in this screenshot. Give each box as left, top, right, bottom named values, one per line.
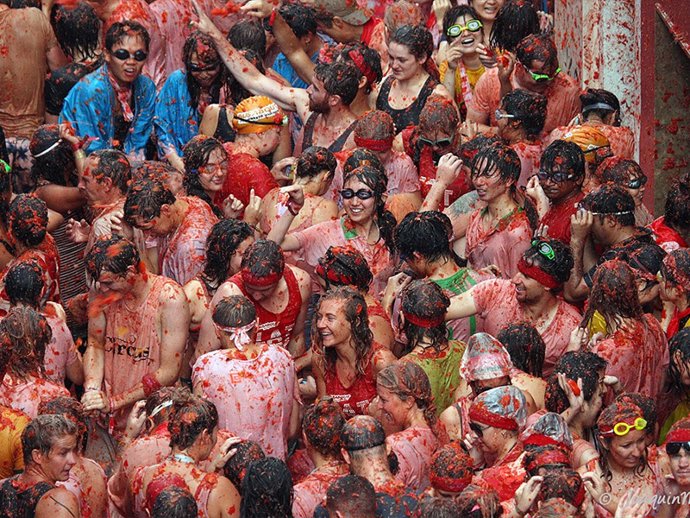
left=657, top=417, right=690, bottom=517
left=435, top=238, right=581, bottom=377
left=196, top=240, right=311, bottom=361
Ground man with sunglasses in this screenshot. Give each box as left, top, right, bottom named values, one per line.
left=61, top=21, right=156, bottom=160
left=657, top=418, right=690, bottom=517
left=441, top=238, right=581, bottom=377
left=467, top=33, right=579, bottom=135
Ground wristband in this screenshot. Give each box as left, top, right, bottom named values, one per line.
left=268, top=7, right=277, bottom=27
left=142, top=373, right=162, bottom=397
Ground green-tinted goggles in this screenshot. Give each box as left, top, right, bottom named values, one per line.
left=525, top=65, right=561, bottom=82
left=447, top=19, right=483, bottom=38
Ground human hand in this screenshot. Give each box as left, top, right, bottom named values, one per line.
left=571, top=208, right=594, bottom=242
left=436, top=154, right=463, bottom=187
left=460, top=119, right=479, bottom=141
left=212, top=436, right=243, bottom=471
left=525, top=175, right=550, bottom=218
left=614, top=487, right=649, bottom=518
left=445, top=40, right=465, bottom=69
left=190, top=0, right=223, bottom=38
left=81, top=389, right=111, bottom=413
left=241, top=0, right=279, bottom=18
left=497, top=51, right=516, bottom=83
left=65, top=218, right=91, bottom=244
left=58, top=122, right=81, bottom=147
left=514, top=476, right=544, bottom=515
left=432, top=0, right=452, bottom=29
left=557, top=372, right=584, bottom=412
left=382, top=272, right=412, bottom=317
left=222, top=194, right=245, bottom=219
left=582, top=471, right=610, bottom=507
left=567, top=326, right=588, bottom=352
left=243, top=189, right=261, bottom=225
left=124, top=400, right=147, bottom=441
left=477, top=44, right=498, bottom=68
left=281, top=184, right=305, bottom=208
left=299, top=376, right=317, bottom=399
left=271, top=157, right=297, bottom=183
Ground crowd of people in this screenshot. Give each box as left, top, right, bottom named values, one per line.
left=0, top=0, right=689, bottom=516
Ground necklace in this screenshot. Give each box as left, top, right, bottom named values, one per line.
left=172, top=452, right=195, bottom=464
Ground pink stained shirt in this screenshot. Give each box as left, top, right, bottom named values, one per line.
left=547, top=121, right=635, bottom=160
left=292, top=461, right=349, bottom=518
left=465, top=207, right=533, bottom=279
left=58, top=457, right=108, bottom=518
left=192, top=344, right=298, bottom=460
left=43, top=305, right=80, bottom=383
left=591, top=314, right=669, bottom=403
left=511, top=141, right=543, bottom=188
left=0, top=374, right=70, bottom=418
left=292, top=218, right=395, bottom=298
left=388, top=426, right=439, bottom=492
left=471, top=278, right=582, bottom=377
left=469, top=68, right=580, bottom=134
left=157, top=197, right=218, bottom=286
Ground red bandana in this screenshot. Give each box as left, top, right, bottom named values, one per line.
left=517, top=258, right=561, bottom=289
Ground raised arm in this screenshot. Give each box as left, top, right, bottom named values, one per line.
left=191, top=0, right=309, bottom=119
left=445, top=285, right=479, bottom=320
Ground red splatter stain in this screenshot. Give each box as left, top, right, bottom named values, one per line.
left=666, top=118, right=681, bottom=135
left=0, top=46, right=8, bottom=57
left=211, top=1, right=240, bottom=16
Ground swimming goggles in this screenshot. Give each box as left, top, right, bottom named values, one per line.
left=446, top=19, right=483, bottom=38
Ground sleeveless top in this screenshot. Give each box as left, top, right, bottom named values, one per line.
left=323, top=349, right=379, bottom=418
left=104, top=275, right=174, bottom=428
left=0, top=476, right=54, bottom=518
left=301, top=113, right=357, bottom=152
left=213, top=105, right=237, bottom=143
left=230, top=265, right=303, bottom=349
left=376, top=75, right=438, bottom=133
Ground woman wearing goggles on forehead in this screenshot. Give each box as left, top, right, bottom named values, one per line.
left=268, top=165, right=397, bottom=297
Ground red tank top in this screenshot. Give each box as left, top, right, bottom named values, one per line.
left=230, top=265, right=303, bottom=349
left=324, top=350, right=378, bottom=418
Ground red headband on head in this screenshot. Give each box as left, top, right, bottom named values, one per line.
left=403, top=310, right=446, bottom=329
left=517, top=257, right=561, bottom=289
left=666, top=429, right=690, bottom=444
left=469, top=404, right=518, bottom=431
left=525, top=449, right=571, bottom=473
left=354, top=135, right=393, bottom=152
left=523, top=434, right=570, bottom=451
left=573, top=483, right=586, bottom=507
left=348, top=50, right=377, bottom=86
left=241, top=269, right=282, bottom=287
left=429, top=472, right=472, bottom=493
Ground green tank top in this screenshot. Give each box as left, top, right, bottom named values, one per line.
left=432, top=268, right=478, bottom=337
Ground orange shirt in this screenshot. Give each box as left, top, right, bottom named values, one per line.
left=0, top=405, right=30, bottom=479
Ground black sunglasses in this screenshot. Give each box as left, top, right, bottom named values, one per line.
left=627, top=176, right=647, bottom=189
left=111, top=49, right=148, bottom=62
left=469, top=422, right=488, bottom=437
left=536, top=170, right=577, bottom=183
left=189, top=62, right=220, bottom=72
left=340, top=188, right=374, bottom=200
left=666, top=442, right=690, bottom=456
left=419, top=136, right=453, bottom=148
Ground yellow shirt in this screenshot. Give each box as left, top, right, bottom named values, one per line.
left=439, top=60, right=485, bottom=103
left=0, top=405, right=30, bottom=479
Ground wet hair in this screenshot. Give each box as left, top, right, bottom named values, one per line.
left=390, top=25, right=438, bottom=80
left=597, top=400, right=647, bottom=481
left=664, top=173, right=690, bottom=233
left=8, top=195, right=48, bottom=248
left=545, top=351, right=608, bottom=413
left=168, top=397, right=218, bottom=450
left=395, top=210, right=460, bottom=265
left=501, top=89, right=547, bottom=139
left=522, top=237, right=574, bottom=286
left=124, top=178, right=176, bottom=225
left=213, top=295, right=257, bottom=329
left=4, top=261, right=44, bottom=308
left=316, top=246, right=373, bottom=293
left=582, top=259, right=644, bottom=331
left=29, top=124, right=76, bottom=186
left=202, top=219, right=254, bottom=291
left=420, top=497, right=461, bottom=517
left=223, top=440, right=266, bottom=492
left=615, top=393, right=656, bottom=435
left=151, top=487, right=198, bottom=518
left=105, top=20, right=150, bottom=53
left=377, top=362, right=447, bottom=443
left=132, top=160, right=181, bottom=186
left=50, top=1, right=100, bottom=60
left=516, top=34, right=559, bottom=74
left=240, top=240, right=285, bottom=282
left=490, top=0, right=540, bottom=53
left=38, top=397, right=87, bottom=450
left=326, top=475, right=376, bottom=517
left=580, top=88, right=621, bottom=126
left=456, top=484, right=502, bottom=518
left=21, top=414, right=77, bottom=467
left=312, top=287, right=373, bottom=377
left=497, top=323, right=545, bottom=378
left=429, top=442, right=474, bottom=494
left=669, top=329, right=690, bottom=394
left=295, top=146, right=336, bottom=180
left=0, top=306, right=52, bottom=379
left=240, top=457, right=294, bottom=518
left=314, top=61, right=360, bottom=106
left=385, top=0, right=423, bottom=35
left=343, top=165, right=397, bottom=253
left=183, top=32, right=229, bottom=114
left=280, top=3, right=317, bottom=37
left=182, top=135, right=227, bottom=216
left=401, top=279, right=450, bottom=354
left=343, top=148, right=385, bottom=176
left=540, top=140, right=585, bottom=181
left=229, top=49, right=266, bottom=105
left=458, top=134, right=502, bottom=166
left=581, top=184, right=636, bottom=227
left=228, top=20, right=266, bottom=56
left=470, top=141, right=521, bottom=185
left=337, top=42, right=383, bottom=95
left=354, top=110, right=395, bottom=141
left=302, top=399, right=345, bottom=458
left=523, top=445, right=571, bottom=477
left=539, top=469, right=584, bottom=506
left=443, top=5, right=482, bottom=43
left=144, top=386, right=193, bottom=433
left=85, top=236, right=140, bottom=283
left=598, top=157, right=645, bottom=186
left=89, top=148, right=132, bottom=193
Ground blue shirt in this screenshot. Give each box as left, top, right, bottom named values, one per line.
left=153, top=69, right=200, bottom=158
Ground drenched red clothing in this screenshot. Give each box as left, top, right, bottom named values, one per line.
left=360, top=18, right=388, bottom=73
left=323, top=353, right=378, bottom=418
left=229, top=265, right=303, bottom=349
left=472, top=442, right=526, bottom=502
left=216, top=150, right=278, bottom=208
left=541, top=191, right=585, bottom=244
left=292, top=461, right=349, bottom=518
left=388, top=426, right=439, bottom=492
left=591, top=314, right=669, bottom=403
left=43, top=306, right=80, bottom=383
left=0, top=374, right=70, bottom=418
left=650, top=216, right=688, bottom=253
left=471, top=279, right=581, bottom=377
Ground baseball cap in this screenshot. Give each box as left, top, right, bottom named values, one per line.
left=313, top=0, right=371, bottom=26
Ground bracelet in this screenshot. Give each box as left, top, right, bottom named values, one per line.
left=142, top=373, right=162, bottom=397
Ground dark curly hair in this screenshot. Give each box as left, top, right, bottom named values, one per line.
left=668, top=329, right=690, bottom=395
left=664, top=173, right=690, bottom=234
left=84, top=235, right=140, bottom=281
left=302, top=399, right=345, bottom=458
left=338, top=42, right=383, bottom=94
left=8, top=195, right=48, bottom=247
left=314, top=61, right=360, bottom=106
left=395, top=211, right=459, bottom=265
left=580, top=88, right=621, bottom=126
left=522, top=237, right=574, bottom=287
left=182, top=135, right=227, bottom=217
left=0, top=306, right=52, bottom=379
left=182, top=32, right=230, bottom=113
left=105, top=20, right=150, bottom=53
left=50, top=1, right=100, bottom=60
left=240, top=240, right=285, bottom=283
left=168, top=396, right=218, bottom=450
left=316, top=246, right=373, bottom=293
left=223, top=440, right=266, bottom=492
left=29, top=124, right=76, bottom=186
left=241, top=457, right=294, bottom=518
left=124, top=178, right=176, bottom=226
left=390, top=25, right=438, bottom=80
left=490, top=0, right=539, bottom=53
left=545, top=351, right=607, bottom=414
left=497, top=323, right=545, bottom=378
left=500, top=89, right=547, bottom=139
left=343, top=149, right=385, bottom=176
left=401, top=279, right=450, bottom=354
left=213, top=295, right=257, bottom=329
left=202, top=219, right=254, bottom=291
left=4, top=260, right=44, bottom=308
left=541, top=140, right=585, bottom=182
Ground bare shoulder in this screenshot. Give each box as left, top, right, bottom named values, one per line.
left=183, top=278, right=203, bottom=301
left=35, top=486, right=80, bottom=518
left=159, top=278, right=187, bottom=303
left=290, top=265, right=312, bottom=287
